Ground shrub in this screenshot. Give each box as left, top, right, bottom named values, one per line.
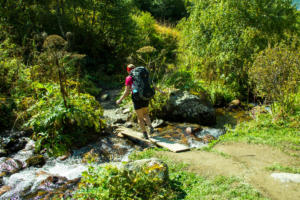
left=24, top=82, right=105, bottom=156
left=178, top=0, right=299, bottom=95
left=74, top=164, right=176, bottom=200
left=132, top=12, right=178, bottom=68
left=249, top=45, right=300, bottom=113
left=0, top=39, right=23, bottom=95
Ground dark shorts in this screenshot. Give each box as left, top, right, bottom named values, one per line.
left=132, top=93, right=149, bottom=110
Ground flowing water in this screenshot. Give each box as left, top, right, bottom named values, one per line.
left=0, top=100, right=249, bottom=199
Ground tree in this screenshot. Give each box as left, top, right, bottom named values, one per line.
left=178, top=0, right=299, bottom=95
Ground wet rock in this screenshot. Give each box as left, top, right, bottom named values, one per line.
left=165, top=90, right=216, bottom=125
left=26, top=155, right=46, bottom=168
left=0, top=131, right=29, bottom=156
left=24, top=176, right=80, bottom=199
left=0, top=148, right=7, bottom=157
left=202, top=134, right=216, bottom=143
left=227, top=99, right=241, bottom=110
left=38, top=176, right=69, bottom=191
left=0, top=185, right=11, bottom=196
left=123, top=108, right=131, bottom=114
left=78, top=134, right=142, bottom=163
left=57, top=153, right=70, bottom=161
left=152, top=119, right=164, bottom=128
left=114, top=115, right=129, bottom=124
left=0, top=157, right=25, bottom=175
left=100, top=93, right=109, bottom=101
left=124, top=158, right=169, bottom=182
left=124, top=122, right=133, bottom=128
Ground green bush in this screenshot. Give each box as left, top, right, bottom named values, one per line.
left=0, top=39, right=22, bottom=95
left=178, top=0, right=299, bottom=95
left=130, top=149, right=267, bottom=200
left=203, top=81, right=240, bottom=107
left=249, top=45, right=300, bottom=113
left=24, top=82, right=105, bottom=156
left=74, top=164, right=176, bottom=200
left=132, top=12, right=157, bottom=47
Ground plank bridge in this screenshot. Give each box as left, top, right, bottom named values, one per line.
left=116, top=127, right=190, bottom=153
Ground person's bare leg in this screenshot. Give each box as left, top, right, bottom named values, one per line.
left=136, top=108, right=147, bottom=133
left=142, top=107, right=154, bottom=135
left=142, top=107, right=152, bottom=127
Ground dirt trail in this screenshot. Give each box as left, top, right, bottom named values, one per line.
left=159, top=142, right=300, bottom=200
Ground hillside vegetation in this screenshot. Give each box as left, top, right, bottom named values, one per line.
left=0, top=0, right=299, bottom=199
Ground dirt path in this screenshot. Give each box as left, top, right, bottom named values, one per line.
left=159, top=142, right=300, bottom=200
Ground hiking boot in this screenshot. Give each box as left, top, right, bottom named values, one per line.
left=142, top=132, right=149, bottom=140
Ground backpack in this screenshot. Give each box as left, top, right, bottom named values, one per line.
left=130, top=66, right=155, bottom=100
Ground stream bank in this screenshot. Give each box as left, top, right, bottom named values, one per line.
left=0, top=88, right=249, bottom=199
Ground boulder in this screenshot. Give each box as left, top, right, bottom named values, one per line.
left=151, top=119, right=164, bottom=128
left=100, top=93, right=109, bottom=101
left=0, top=131, right=29, bottom=156
left=124, top=158, right=169, bottom=182
left=164, top=90, right=216, bottom=125
left=0, top=149, right=7, bottom=157
left=0, top=157, right=25, bottom=175
left=227, top=99, right=241, bottom=110
left=25, top=155, right=46, bottom=168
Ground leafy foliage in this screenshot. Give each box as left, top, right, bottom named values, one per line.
left=218, top=112, right=300, bottom=155
left=0, top=39, right=23, bottom=95
left=24, top=82, right=104, bottom=156
left=178, top=0, right=299, bottom=95
left=74, top=164, right=176, bottom=200
left=0, top=0, right=139, bottom=70
left=131, top=12, right=178, bottom=70
left=130, top=149, right=267, bottom=200
left=249, top=45, right=300, bottom=113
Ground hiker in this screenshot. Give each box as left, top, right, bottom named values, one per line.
left=116, top=64, right=164, bottom=139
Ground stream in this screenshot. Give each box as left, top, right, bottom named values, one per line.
left=0, top=89, right=250, bottom=199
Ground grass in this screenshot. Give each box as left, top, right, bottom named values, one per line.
left=129, top=148, right=268, bottom=200
left=266, top=163, right=300, bottom=174
left=215, top=112, right=300, bottom=156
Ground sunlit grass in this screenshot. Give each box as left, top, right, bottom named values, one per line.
left=154, top=23, right=179, bottom=39
left=216, top=112, right=300, bottom=156
left=130, top=148, right=268, bottom=200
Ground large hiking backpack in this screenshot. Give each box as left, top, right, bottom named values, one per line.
left=130, top=66, right=155, bottom=100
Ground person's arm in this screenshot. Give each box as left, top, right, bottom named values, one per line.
left=116, top=85, right=131, bottom=104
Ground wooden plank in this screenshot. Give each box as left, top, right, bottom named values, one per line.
left=116, top=127, right=150, bottom=143
left=116, top=127, right=190, bottom=153
left=149, top=136, right=190, bottom=153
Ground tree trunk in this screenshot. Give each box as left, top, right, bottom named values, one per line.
left=56, top=0, right=65, bottom=36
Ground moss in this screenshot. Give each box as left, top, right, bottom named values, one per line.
left=26, top=155, right=46, bottom=168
